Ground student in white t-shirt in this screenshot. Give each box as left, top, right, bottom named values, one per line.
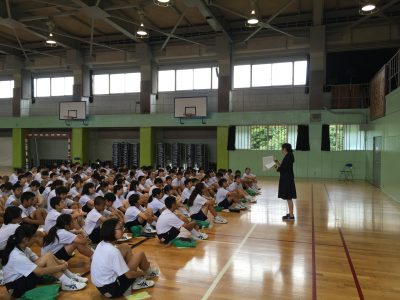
left=113, top=184, right=127, bottom=213
left=216, top=178, right=244, bottom=210
left=91, top=218, right=158, bottom=297
left=181, top=179, right=193, bottom=205
left=228, top=175, right=256, bottom=203
left=103, top=193, right=125, bottom=223
left=187, top=183, right=227, bottom=224
left=171, top=171, right=185, bottom=194
left=0, top=206, right=22, bottom=252
left=147, top=188, right=165, bottom=217
left=42, top=214, right=93, bottom=261
left=124, top=194, right=157, bottom=233
left=137, top=176, right=149, bottom=194
left=19, top=191, right=47, bottom=229
left=79, top=182, right=97, bottom=213
left=83, top=196, right=115, bottom=244
left=69, top=177, right=83, bottom=201
left=156, top=196, right=207, bottom=244
left=2, top=225, right=87, bottom=297
left=5, top=183, right=23, bottom=207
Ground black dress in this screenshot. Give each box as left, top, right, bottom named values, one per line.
left=277, top=153, right=297, bottom=200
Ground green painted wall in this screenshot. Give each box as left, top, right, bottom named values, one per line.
left=12, top=128, right=25, bottom=169
left=366, top=87, right=400, bottom=202
left=71, top=128, right=87, bottom=164
left=140, top=127, right=154, bottom=166
left=217, top=127, right=229, bottom=170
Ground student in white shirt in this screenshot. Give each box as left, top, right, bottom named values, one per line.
left=216, top=178, right=244, bottom=210
left=147, top=188, right=165, bottom=217
left=69, top=177, right=83, bottom=201
left=5, top=183, right=23, bottom=207
left=96, top=181, right=110, bottom=197
left=19, top=191, right=47, bottom=230
left=242, top=167, right=260, bottom=190
left=83, top=196, right=115, bottom=244
left=156, top=196, right=207, bottom=244
left=2, top=225, right=87, bottom=297
left=137, top=176, right=149, bottom=194
left=124, top=194, right=157, bottom=233
left=149, top=178, right=163, bottom=196
left=91, top=218, right=158, bottom=297
left=228, top=175, right=256, bottom=203
left=181, top=179, right=193, bottom=205
left=188, top=183, right=227, bottom=224
left=171, top=171, right=185, bottom=194
left=0, top=206, right=22, bottom=253
left=113, top=184, right=127, bottom=213
left=103, top=192, right=125, bottom=223
left=42, top=214, right=93, bottom=261
left=79, top=182, right=97, bottom=213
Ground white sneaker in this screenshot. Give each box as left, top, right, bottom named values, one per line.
left=145, top=267, right=160, bottom=279
left=132, top=277, right=155, bottom=290
left=61, top=279, right=87, bottom=291
left=214, top=216, right=228, bottom=224
left=198, top=232, right=208, bottom=240
left=143, top=225, right=156, bottom=234
left=71, top=274, right=88, bottom=283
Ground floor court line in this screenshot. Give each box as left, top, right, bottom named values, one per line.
left=200, top=224, right=257, bottom=300
left=312, top=184, right=317, bottom=300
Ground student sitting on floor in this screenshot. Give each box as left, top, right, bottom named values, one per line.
left=69, top=177, right=83, bottom=202
left=228, top=175, right=256, bottom=203
left=216, top=178, right=245, bottom=210
left=83, top=196, right=115, bottom=244
left=79, top=182, right=97, bottom=213
left=5, top=183, right=23, bottom=207
left=42, top=214, right=93, bottom=260
left=91, top=218, right=158, bottom=298
left=2, top=225, right=87, bottom=298
left=181, top=179, right=193, bottom=205
left=19, top=191, right=47, bottom=229
left=124, top=194, right=157, bottom=233
left=147, top=188, right=166, bottom=218
left=156, top=196, right=207, bottom=244
left=103, top=193, right=125, bottom=223
left=171, top=171, right=185, bottom=195
left=188, top=183, right=227, bottom=224
left=113, top=184, right=127, bottom=213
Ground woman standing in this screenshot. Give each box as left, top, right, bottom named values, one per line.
left=275, top=143, right=297, bottom=221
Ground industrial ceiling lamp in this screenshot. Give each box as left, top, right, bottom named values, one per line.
left=136, top=11, right=149, bottom=39
left=359, top=0, right=379, bottom=15
left=45, top=19, right=57, bottom=47
left=154, top=0, right=174, bottom=7
left=245, top=0, right=259, bottom=27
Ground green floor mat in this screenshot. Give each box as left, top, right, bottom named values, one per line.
left=194, top=219, right=210, bottom=228
left=171, top=238, right=196, bottom=248
left=22, top=284, right=60, bottom=300
left=214, top=206, right=223, bottom=212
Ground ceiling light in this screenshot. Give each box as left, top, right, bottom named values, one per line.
left=154, top=0, right=173, bottom=7
left=45, top=19, right=57, bottom=47
left=246, top=9, right=259, bottom=27
left=136, top=22, right=148, bottom=38
left=359, top=0, right=379, bottom=15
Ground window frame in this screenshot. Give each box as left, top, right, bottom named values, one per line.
left=93, top=72, right=141, bottom=95
left=33, top=76, right=74, bottom=98
left=0, top=80, right=15, bottom=99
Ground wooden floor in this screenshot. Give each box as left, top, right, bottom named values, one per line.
left=1, top=178, right=400, bottom=300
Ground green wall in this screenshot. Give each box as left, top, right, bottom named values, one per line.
left=71, top=128, right=87, bottom=164
left=217, top=127, right=229, bottom=170
left=366, top=87, right=400, bottom=202
left=12, top=128, right=25, bottom=169
left=140, top=127, right=154, bottom=166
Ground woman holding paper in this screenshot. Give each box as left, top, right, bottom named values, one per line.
left=274, top=143, right=297, bottom=221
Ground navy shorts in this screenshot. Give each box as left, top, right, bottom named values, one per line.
left=157, top=227, right=180, bottom=244
left=5, top=272, right=44, bottom=298
left=218, top=198, right=231, bottom=209
left=97, top=274, right=134, bottom=298
left=54, top=246, right=73, bottom=261
left=190, top=209, right=208, bottom=221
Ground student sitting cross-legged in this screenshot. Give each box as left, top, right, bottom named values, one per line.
left=156, top=196, right=207, bottom=244
left=91, top=218, right=159, bottom=298
left=216, top=178, right=246, bottom=210
left=42, top=214, right=93, bottom=261
left=19, top=191, right=47, bottom=230
left=2, top=225, right=87, bottom=298
left=124, top=194, right=157, bottom=234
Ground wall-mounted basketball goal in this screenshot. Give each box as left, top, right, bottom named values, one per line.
left=174, top=97, right=207, bottom=124
left=59, top=100, right=89, bottom=126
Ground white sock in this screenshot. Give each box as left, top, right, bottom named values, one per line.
left=59, top=274, right=72, bottom=284
left=191, top=229, right=200, bottom=236
left=63, top=269, right=75, bottom=278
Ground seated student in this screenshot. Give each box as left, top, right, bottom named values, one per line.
left=2, top=225, right=87, bottom=298
left=113, top=185, right=127, bottom=213
left=17, top=174, right=29, bottom=190
left=171, top=171, right=185, bottom=194
left=156, top=196, right=207, bottom=244
left=42, top=179, right=64, bottom=209
left=69, top=176, right=83, bottom=201
left=103, top=193, right=125, bottom=223
left=91, top=218, right=158, bottom=297
left=1, top=182, right=13, bottom=202
left=216, top=178, right=245, bottom=210
left=124, top=194, right=157, bottom=233
left=59, top=169, right=73, bottom=188
left=149, top=177, right=163, bottom=195
left=228, top=175, right=256, bottom=203
left=201, top=175, right=216, bottom=197
left=147, top=188, right=165, bottom=218
left=188, top=183, right=227, bottom=224
left=42, top=214, right=93, bottom=260
left=96, top=181, right=110, bottom=197
left=137, top=176, right=149, bottom=194
left=83, top=196, right=115, bottom=244
left=181, top=179, right=193, bottom=205
left=5, top=183, right=23, bottom=207
left=0, top=207, right=22, bottom=256
left=23, top=180, right=42, bottom=206
left=19, top=191, right=47, bottom=229
left=164, top=176, right=173, bottom=188
left=79, top=182, right=97, bottom=213
left=144, top=172, right=156, bottom=189
left=242, top=167, right=260, bottom=190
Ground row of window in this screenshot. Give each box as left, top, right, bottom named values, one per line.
left=235, top=124, right=364, bottom=151
left=0, top=61, right=308, bottom=98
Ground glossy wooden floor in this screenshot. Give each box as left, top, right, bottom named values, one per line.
left=1, top=178, right=400, bottom=300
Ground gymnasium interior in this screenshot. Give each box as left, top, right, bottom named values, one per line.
left=0, top=0, right=400, bottom=299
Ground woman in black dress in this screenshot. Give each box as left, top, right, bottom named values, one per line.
left=274, top=143, right=297, bottom=221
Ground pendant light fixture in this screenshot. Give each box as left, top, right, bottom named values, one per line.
left=136, top=11, right=149, bottom=39
left=154, top=0, right=174, bottom=7
left=45, top=19, right=57, bottom=47
left=359, top=0, right=379, bottom=15
left=245, top=0, right=259, bottom=27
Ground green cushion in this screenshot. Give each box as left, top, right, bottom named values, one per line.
left=130, top=225, right=142, bottom=237
left=41, top=275, right=58, bottom=284
left=246, top=189, right=256, bottom=196
left=171, top=238, right=196, bottom=248
left=21, top=284, right=60, bottom=300
left=214, top=206, right=223, bottom=212
left=194, top=219, right=210, bottom=228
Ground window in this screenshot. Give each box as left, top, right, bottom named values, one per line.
left=235, top=125, right=297, bottom=150
left=158, top=67, right=218, bottom=92
left=34, top=76, right=73, bottom=97
left=233, top=60, right=308, bottom=88
left=93, top=72, right=141, bottom=95
left=0, top=80, right=14, bottom=98
left=329, top=124, right=365, bottom=151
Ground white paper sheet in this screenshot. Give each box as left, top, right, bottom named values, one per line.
left=262, top=156, right=276, bottom=171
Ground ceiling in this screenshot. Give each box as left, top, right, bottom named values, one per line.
left=0, top=0, right=399, bottom=57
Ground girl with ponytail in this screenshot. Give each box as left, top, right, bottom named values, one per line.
left=2, top=225, right=87, bottom=297
left=42, top=214, right=93, bottom=261
left=187, top=183, right=227, bottom=224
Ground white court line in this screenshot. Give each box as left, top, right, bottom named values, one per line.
left=201, top=224, right=257, bottom=300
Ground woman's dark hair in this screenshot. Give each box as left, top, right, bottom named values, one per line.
left=163, top=185, right=172, bottom=195
left=2, top=225, right=35, bottom=265
left=129, top=180, right=139, bottom=191
left=138, top=176, right=145, bottom=182
left=97, top=181, right=109, bottom=192
left=50, top=180, right=64, bottom=190
left=188, top=183, right=205, bottom=207
left=129, top=193, right=140, bottom=206
left=282, top=143, right=295, bottom=161
left=20, top=191, right=35, bottom=203
left=113, top=184, right=123, bottom=194
left=29, top=180, right=41, bottom=187
left=165, top=196, right=176, bottom=209
left=4, top=206, right=22, bottom=225
left=55, top=186, right=69, bottom=196
left=104, top=192, right=116, bottom=202
left=43, top=214, right=72, bottom=246
left=82, top=182, right=95, bottom=195
left=100, top=218, right=119, bottom=242
left=50, top=196, right=62, bottom=209
left=148, top=188, right=162, bottom=204
left=154, top=178, right=163, bottom=185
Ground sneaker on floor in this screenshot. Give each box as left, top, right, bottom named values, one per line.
left=214, top=216, right=228, bottom=224
left=71, top=273, right=88, bottom=283
left=282, top=215, right=295, bottom=221
left=132, top=277, right=155, bottom=290
left=197, top=232, right=208, bottom=240
left=143, top=225, right=156, bottom=234
left=61, top=279, right=87, bottom=291
left=145, top=267, right=160, bottom=279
